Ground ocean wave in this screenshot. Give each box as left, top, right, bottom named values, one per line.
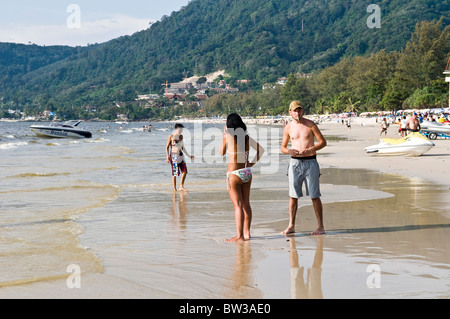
left=84, top=138, right=110, bottom=143
left=6, top=172, right=72, bottom=179
left=120, top=129, right=133, bottom=134
left=0, top=274, right=69, bottom=289
left=0, top=141, right=28, bottom=150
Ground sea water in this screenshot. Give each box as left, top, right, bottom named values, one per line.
left=0, top=120, right=265, bottom=293
left=1, top=121, right=448, bottom=298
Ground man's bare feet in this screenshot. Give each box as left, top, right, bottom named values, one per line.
left=180, top=187, right=189, bottom=192
left=226, top=236, right=245, bottom=243
left=244, top=233, right=251, bottom=240
left=282, top=226, right=295, bottom=236
left=311, top=227, right=325, bottom=235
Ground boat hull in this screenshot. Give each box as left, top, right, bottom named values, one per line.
left=30, top=126, right=92, bottom=139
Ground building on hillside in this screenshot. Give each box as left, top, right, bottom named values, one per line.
left=277, top=77, right=288, bottom=85
left=137, top=94, right=160, bottom=101
left=168, top=82, right=194, bottom=94
left=277, top=73, right=313, bottom=86
left=210, top=86, right=239, bottom=94
left=164, top=93, right=186, bottom=100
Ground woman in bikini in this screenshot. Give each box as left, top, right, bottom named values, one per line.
left=219, top=113, right=264, bottom=242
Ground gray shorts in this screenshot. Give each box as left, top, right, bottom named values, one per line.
left=288, top=158, right=321, bottom=199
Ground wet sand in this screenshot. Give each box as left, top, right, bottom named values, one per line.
left=0, top=121, right=448, bottom=299
left=251, top=122, right=449, bottom=299
left=253, top=169, right=449, bottom=299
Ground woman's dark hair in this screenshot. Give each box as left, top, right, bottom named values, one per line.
left=227, top=113, right=248, bottom=153
left=175, top=123, right=184, bottom=129
left=226, top=113, right=247, bottom=133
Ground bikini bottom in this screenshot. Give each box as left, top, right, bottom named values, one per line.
left=227, top=168, right=252, bottom=189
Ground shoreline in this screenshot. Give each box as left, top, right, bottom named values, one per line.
left=0, top=120, right=448, bottom=299
left=316, top=120, right=450, bottom=189
left=178, top=115, right=449, bottom=187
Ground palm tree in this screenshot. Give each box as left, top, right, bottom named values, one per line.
left=346, top=98, right=361, bottom=113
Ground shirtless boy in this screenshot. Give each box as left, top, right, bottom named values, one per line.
left=166, top=124, right=195, bottom=192
left=280, top=101, right=327, bottom=236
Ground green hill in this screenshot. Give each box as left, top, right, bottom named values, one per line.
left=0, top=0, right=449, bottom=117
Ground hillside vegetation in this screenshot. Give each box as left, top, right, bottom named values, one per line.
left=0, top=0, right=449, bottom=119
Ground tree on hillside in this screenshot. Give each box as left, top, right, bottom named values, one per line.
left=381, top=19, right=450, bottom=109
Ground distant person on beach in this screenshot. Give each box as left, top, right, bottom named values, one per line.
left=406, top=113, right=421, bottom=133
left=281, top=101, right=327, bottom=236
left=220, top=113, right=264, bottom=242
left=166, top=124, right=195, bottom=192
left=380, top=118, right=389, bottom=136
left=400, top=116, right=407, bottom=136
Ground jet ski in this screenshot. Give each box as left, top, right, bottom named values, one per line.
left=365, top=132, right=434, bottom=156
left=421, top=120, right=450, bottom=134
left=30, top=120, right=92, bottom=139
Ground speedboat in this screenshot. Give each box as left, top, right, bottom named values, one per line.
left=365, top=132, right=434, bottom=156
left=30, top=120, right=92, bottom=139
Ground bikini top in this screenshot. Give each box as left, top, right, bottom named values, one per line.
left=228, top=150, right=249, bottom=168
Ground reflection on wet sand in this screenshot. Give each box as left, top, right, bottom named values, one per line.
left=225, top=241, right=262, bottom=298
left=253, top=168, right=449, bottom=299
left=289, top=236, right=323, bottom=299
left=170, top=191, right=188, bottom=232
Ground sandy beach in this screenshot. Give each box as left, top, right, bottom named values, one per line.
left=0, top=119, right=448, bottom=299
left=317, top=118, right=450, bottom=188
left=253, top=119, right=449, bottom=299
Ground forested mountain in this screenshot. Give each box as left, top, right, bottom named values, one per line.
left=0, top=0, right=449, bottom=118
left=0, top=43, right=82, bottom=79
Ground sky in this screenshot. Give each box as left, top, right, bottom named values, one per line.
left=0, top=0, right=191, bottom=46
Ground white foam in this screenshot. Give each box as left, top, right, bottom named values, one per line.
left=0, top=141, right=28, bottom=150
left=84, top=138, right=110, bottom=143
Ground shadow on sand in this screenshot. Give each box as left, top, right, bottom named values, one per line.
left=252, top=223, right=450, bottom=240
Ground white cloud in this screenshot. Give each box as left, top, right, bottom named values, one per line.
left=0, top=14, right=154, bottom=46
